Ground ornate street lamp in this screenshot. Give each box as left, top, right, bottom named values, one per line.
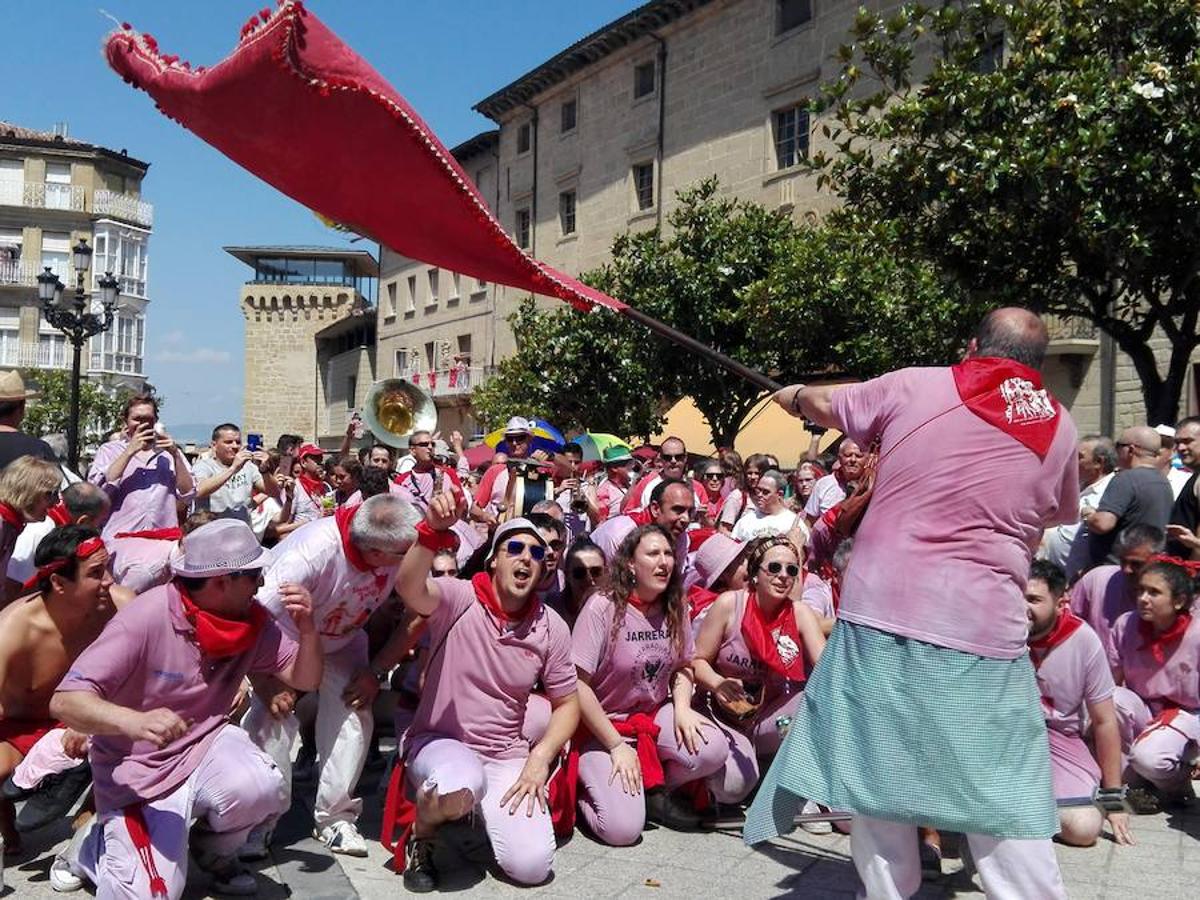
left=38, top=237, right=119, bottom=470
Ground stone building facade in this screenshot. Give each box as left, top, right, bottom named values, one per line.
left=368, top=0, right=1197, bottom=443
left=231, top=246, right=377, bottom=446
left=0, top=120, right=153, bottom=394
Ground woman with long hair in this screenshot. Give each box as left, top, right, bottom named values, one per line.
left=556, top=537, right=606, bottom=627
left=571, top=524, right=728, bottom=844
left=788, top=461, right=825, bottom=512
left=691, top=536, right=825, bottom=804
left=0, top=455, right=61, bottom=604
left=1112, top=555, right=1200, bottom=802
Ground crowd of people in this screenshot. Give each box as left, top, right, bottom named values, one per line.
left=0, top=306, right=1195, bottom=898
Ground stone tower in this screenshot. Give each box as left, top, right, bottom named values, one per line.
left=227, top=246, right=378, bottom=445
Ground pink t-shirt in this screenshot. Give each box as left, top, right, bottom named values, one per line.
left=395, top=465, right=462, bottom=511
left=406, top=577, right=576, bottom=760
left=589, top=514, right=690, bottom=580
left=803, top=474, right=845, bottom=519
left=572, top=592, right=694, bottom=718
left=259, top=518, right=400, bottom=651
left=830, top=366, right=1078, bottom=659
left=717, top=488, right=752, bottom=529
left=1113, top=611, right=1200, bottom=712
left=56, top=584, right=297, bottom=812
left=1032, top=621, right=1114, bottom=737
left=474, top=463, right=511, bottom=514
left=88, top=440, right=194, bottom=542
left=109, top=536, right=177, bottom=594
left=596, top=479, right=627, bottom=522
left=800, top=571, right=835, bottom=621
left=1068, top=565, right=1134, bottom=669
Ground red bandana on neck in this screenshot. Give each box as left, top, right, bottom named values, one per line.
left=741, top=589, right=806, bottom=682
left=1029, top=609, right=1085, bottom=670
left=178, top=585, right=268, bottom=658
left=629, top=508, right=653, bottom=527
left=0, top=501, right=25, bottom=531
left=335, top=504, right=372, bottom=571
left=1138, top=612, right=1193, bottom=665
left=297, top=472, right=328, bottom=502
left=951, top=358, right=1061, bottom=459
left=687, top=584, right=719, bottom=621
left=47, top=503, right=71, bottom=527
left=472, top=571, right=539, bottom=626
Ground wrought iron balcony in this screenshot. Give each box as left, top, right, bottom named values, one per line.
left=93, top=190, right=155, bottom=228
left=0, top=180, right=86, bottom=212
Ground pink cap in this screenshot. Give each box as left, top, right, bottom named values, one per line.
left=691, top=533, right=746, bottom=589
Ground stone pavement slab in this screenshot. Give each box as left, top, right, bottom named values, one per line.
left=5, top=775, right=1197, bottom=898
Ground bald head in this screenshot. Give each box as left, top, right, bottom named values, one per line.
left=62, top=481, right=111, bottom=526
left=972, top=308, right=1049, bottom=369
left=1117, top=425, right=1162, bottom=469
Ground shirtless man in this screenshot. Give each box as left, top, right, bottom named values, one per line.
left=0, top=526, right=128, bottom=852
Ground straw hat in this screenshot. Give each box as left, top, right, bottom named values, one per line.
left=169, top=519, right=274, bottom=578
left=0, top=370, right=38, bottom=402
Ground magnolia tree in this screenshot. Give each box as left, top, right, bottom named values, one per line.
left=808, top=0, right=1200, bottom=422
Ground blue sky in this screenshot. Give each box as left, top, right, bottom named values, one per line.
left=2, top=0, right=642, bottom=433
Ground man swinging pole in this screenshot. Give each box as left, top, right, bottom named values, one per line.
left=745, top=308, right=1079, bottom=899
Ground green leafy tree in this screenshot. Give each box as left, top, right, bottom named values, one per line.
left=746, top=217, right=983, bottom=378
left=20, top=370, right=138, bottom=449
left=808, top=0, right=1200, bottom=422
left=471, top=299, right=669, bottom=439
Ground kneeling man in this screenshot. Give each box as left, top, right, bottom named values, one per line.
left=50, top=520, right=321, bottom=898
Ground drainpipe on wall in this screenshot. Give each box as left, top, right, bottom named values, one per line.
left=651, top=33, right=667, bottom=234
left=524, top=103, right=540, bottom=256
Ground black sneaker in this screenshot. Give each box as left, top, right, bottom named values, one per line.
left=402, top=835, right=438, bottom=893
left=14, top=762, right=92, bottom=833
left=645, top=788, right=702, bottom=832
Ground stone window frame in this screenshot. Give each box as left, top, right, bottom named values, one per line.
left=775, top=0, right=815, bottom=38
left=633, top=60, right=657, bottom=102
left=516, top=121, right=533, bottom=156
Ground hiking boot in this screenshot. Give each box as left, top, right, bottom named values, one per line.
left=645, top=788, right=702, bottom=832
left=402, top=835, right=438, bottom=893
left=14, top=762, right=92, bottom=832
left=315, top=820, right=369, bottom=857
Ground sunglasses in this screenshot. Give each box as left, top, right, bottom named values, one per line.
left=571, top=565, right=604, bottom=580
left=661, top=453, right=687, bottom=462
left=762, top=562, right=800, bottom=577
left=410, top=441, right=433, bottom=448
left=502, top=540, right=546, bottom=561
left=431, top=568, right=458, bottom=578
left=230, top=568, right=265, bottom=581
left=547, top=540, right=566, bottom=552
left=702, top=472, right=723, bottom=480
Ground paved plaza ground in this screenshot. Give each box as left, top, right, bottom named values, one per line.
left=6, top=759, right=1198, bottom=899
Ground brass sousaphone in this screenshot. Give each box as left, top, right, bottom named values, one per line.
left=360, top=378, right=439, bottom=448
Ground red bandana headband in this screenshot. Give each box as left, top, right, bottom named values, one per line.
left=24, top=536, right=106, bottom=590
left=1147, top=553, right=1200, bottom=576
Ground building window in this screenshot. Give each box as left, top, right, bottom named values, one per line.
left=41, top=231, right=71, bottom=280
left=406, top=274, right=417, bottom=312
left=776, top=0, right=813, bottom=35
left=44, top=162, right=72, bottom=210
left=632, top=163, right=655, bottom=211
left=394, top=349, right=408, bottom=377
left=0, top=160, right=22, bottom=207
left=974, top=32, right=1005, bottom=73
left=773, top=106, right=810, bottom=170
left=634, top=61, right=656, bottom=99
left=559, top=191, right=577, bottom=235
left=347, top=375, right=357, bottom=409
left=427, top=268, right=439, bottom=304
left=39, top=332, right=67, bottom=368
left=517, top=122, right=532, bottom=155
left=457, top=334, right=472, bottom=358
left=424, top=341, right=436, bottom=370
left=386, top=281, right=397, bottom=318
left=516, top=208, right=532, bottom=249
left=561, top=99, right=577, bottom=133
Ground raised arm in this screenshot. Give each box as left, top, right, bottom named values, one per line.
left=397, top=491, right=461, bottom=617
left=774, top=384, right=839, bottom=430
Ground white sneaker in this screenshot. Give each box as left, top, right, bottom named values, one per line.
left=50, top=856, right=84, bottom=893
left=315, top=820, right=368, bottom=857
left=238, top=824, right=273, bottom=862
left=799, top=799, right=833, bottom=834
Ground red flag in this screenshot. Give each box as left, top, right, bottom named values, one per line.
left=104, top=3, right=629, bottom=316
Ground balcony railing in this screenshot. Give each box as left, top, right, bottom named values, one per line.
left=1045, top=314, right=1099, bottom=343
left=0, top=342, right=71, bottom=370
left=407, top=365, right=494, bottom=398
left=0, top=260, right=79, bottom=288
left=93, top=190, right=155, bottom=228
left=0, top=180, right=86, bottom=212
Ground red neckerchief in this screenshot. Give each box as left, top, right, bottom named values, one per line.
left=47, top=502, right=71, bottom=527
left=114, top=527, right=183, bottom=541
left=951, top=357, right=1061, bottom=459
left=1028, top=609, right=1085, bottom=670
left=23, top=536, right=106, bottom=590
left=178, top=585, right=268, bottom=658
left=741, top=589, right=806, bottom=682
left=471, top=571, right=540, bottom=626
left=297, top=472, right=328, bottom=501
left=629, top=508, right=653, bottom=527
left=334, top=504, right=391, bottom=593
left=627, top=591, right=659, bottom=613
left=1138, top=612, right=1193, bottom=665
left=687, top=584, right=719, bottom=621
left=0, top=501, right=25, bottom=532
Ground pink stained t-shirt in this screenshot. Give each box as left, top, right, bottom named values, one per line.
left=1032, top=620, right=1115, bottom=738
left=596, top=478, right=627, bottom=522
left=108, top=535, right=177, bottom=595
left=1113, top=611, right=1200, bottom=713
left=710, top=590, right=805, bottom=703
left=258, top=517, right=400, bottom=652
left=572, top=592, right=694, bottom=719
left=405, top=577, right=576, bottom=760
left=829, top=366, right=1079, bottom=659
left=800, top=571, right=835, bottom=621
left=56, top=584, right=297, bottom=812
left=88, top=439, right=194, bottom=543
left=1068, top=565, right=1135, bottom=670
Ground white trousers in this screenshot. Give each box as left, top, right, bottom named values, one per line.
left=75, top=725, right=286, bottom=900
left=243, top=632, right=370, bottom=828
left=850, top=815, right=1066, bottom=900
